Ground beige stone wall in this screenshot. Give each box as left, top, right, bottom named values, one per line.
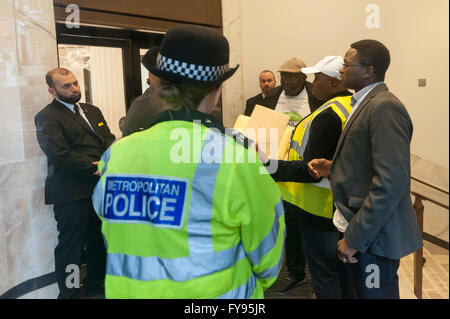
left=221, top=0, right=449, bottom=242
left=222, top=0, right=449, bottom=169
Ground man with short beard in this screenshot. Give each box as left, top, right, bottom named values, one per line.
left=244, top=70, right=277, bottom=116
left=35, top=68, right=115, bottom=298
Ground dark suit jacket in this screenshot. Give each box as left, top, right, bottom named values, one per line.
left=330, top=83, right=423, bottom=260
left=35, top=99, right=115, bottom=204
left=244, top=82, right=323, bottom=116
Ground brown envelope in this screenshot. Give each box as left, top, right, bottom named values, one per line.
left=235, top=105, right=291, bottom=159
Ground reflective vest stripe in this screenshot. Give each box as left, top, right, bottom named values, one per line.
left=187, top=130, right=225, bottom=256
left=216, top=275, right=257, bottom=299
left=290, top=140, right=301, bottom=157
left=105, top=201, right=284, bottom=282
left=255, top=250, right=284, bottom=279
left=294, top=100, right=348, bottom=159
left=332, top=100, right=350, bottom=118
left=92, top=146, right=112, bottom=217
left=247, top=201, right=284, bottom=267
left=106, top=243, right=247, bottom=282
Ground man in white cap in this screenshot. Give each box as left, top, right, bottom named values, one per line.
left=267, top=56, right=353, bottom=298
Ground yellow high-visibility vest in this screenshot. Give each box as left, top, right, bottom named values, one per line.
left=277, top=96, right=352, bottom=219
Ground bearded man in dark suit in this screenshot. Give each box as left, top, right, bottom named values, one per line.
left=35, top=68, right=115, bottom=298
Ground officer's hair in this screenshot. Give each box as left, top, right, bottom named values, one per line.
left=351, top=39, right=390, bottom=81
left=46, top=68, right=72, bottom=88
left=158, top=79, right=219, bottom=112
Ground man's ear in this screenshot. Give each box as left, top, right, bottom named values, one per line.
left=364, top=66, right=375, bottom=79
left=330, top=77, right=339, bottom=88
left=48, top=87, right=56, bottom=97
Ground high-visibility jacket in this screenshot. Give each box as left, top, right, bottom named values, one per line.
left=277, top=96, right=352, bottom=219
left=92, top=114, right=285, bottom=299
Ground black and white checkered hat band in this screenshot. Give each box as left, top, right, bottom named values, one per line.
left=156, top=53, right=229, bottom=82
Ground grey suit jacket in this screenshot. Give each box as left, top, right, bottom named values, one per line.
left=330, top=83, right=423, bottom=260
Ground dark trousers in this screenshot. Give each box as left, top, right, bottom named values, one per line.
left=297, top=219, right=342, bottom=299
left=53, top=197, right=106, bottom=298
left=283, top=201, right=306, bottom=280
left=338, top=234, right=400, bottom=299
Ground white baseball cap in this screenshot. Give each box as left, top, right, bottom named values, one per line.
left=301, top=56, right=344, bottom=79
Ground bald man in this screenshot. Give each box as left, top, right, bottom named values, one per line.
left=244, top=70, right=277, bottom=116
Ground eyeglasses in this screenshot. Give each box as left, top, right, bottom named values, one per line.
left=342, top=63, right=370, bottom=68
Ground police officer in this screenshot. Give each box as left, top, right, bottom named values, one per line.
left=92, top=25, right=285, bottom=299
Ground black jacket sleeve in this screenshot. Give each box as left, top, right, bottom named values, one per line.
left=35, top=112, right=99, bottom=176
left=244, top=97, right=256, bottom=116
left=270, top=109, right=342, bottom=183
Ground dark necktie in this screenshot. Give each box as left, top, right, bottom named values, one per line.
left=74, top=104, right=95, bottom=133
left=74, top=103, right=82, bottom=117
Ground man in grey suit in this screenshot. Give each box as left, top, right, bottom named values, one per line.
left=309, top=39, right=423, bottom=298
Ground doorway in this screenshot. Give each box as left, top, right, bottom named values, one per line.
left=56, top=24, right=163, bottom=137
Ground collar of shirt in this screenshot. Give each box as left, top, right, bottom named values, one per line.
left=345, top=82, right=383, bottom=126
left=56, top=98, right=77, bottom=113
left=351, top=82, right=383, bottom=107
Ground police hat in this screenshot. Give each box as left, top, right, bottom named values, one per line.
left=149, top=25, right=239, bottom=87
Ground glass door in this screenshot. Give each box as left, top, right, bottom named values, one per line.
left=58, top=44, right=126, bottom=138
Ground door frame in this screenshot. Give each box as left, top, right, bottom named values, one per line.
left=56, top=23, right=163, bottom=111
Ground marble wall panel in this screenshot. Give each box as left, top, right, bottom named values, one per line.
left=2, top=186, right=33, bottom=291
left=0, top=146, right=57, bottom=298
left=0, top=1, right=16, bottom=51
left=0, top=195, right=7, bottom=294
left=221, top=0, right=245, bottom=128
left=1, top=0, right=59, bottom=299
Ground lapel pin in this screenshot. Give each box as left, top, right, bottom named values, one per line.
left=98, top=122, right=104, bottom=127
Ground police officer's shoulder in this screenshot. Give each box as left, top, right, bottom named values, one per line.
left=224, top=129, right=254, bottom=150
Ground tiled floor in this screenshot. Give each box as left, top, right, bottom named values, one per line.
left=265, top=241, right=449, bottom=299
left=398, top=241, right=449, bottom=299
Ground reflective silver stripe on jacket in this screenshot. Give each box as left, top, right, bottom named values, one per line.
left=247, top=201, right=285, bottom=274
left=216, top=275, right=257, bottom=299
left=92, top=146, right=112, bottom=217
